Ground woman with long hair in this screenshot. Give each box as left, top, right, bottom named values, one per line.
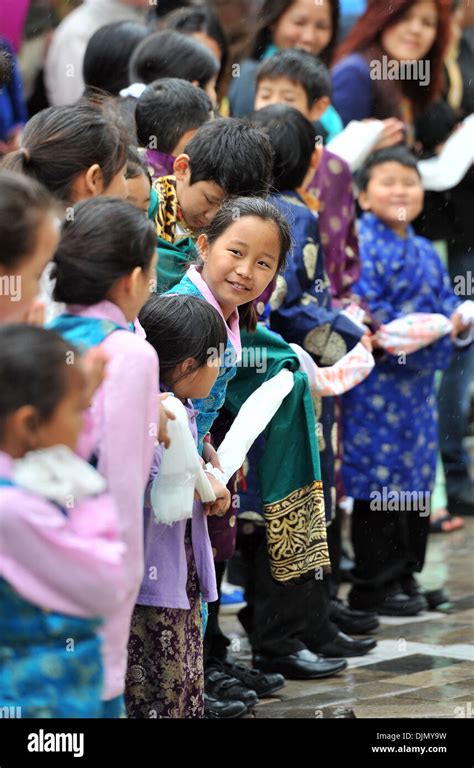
left=332, top=0, right=451, bottom=146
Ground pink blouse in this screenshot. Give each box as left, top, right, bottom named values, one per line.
left=0, top=451, right=126, bottom=618
left=67, top=300, right=159, bottom=700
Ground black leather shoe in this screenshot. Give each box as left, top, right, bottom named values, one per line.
left=253, top=649, right=347, bottom=680
left=400, top=576, right=429, bottom=610
left=315, top=631, right=377, bottom=657
left=330, top=599, right=380, bottom=635
left=375, top=591, right=426, bottom=616
left=222, top=660, right=285, bottom=696
left=204, top=693, right=247, bottom=719
left=205, top=663, right=259, bottom=709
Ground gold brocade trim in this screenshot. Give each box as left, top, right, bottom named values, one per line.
left=263, top=480, right=330, bottom=583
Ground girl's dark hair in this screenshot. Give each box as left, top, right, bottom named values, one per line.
left=2, top=102, right=129, bottom=204
left=52, top=197, right=156, bottom=305
left=251, top=104, right=316, bottom=191
left=356, top=146, right=421, bottom=191
left=126, top=145, right=152, bottom=184
left=160, top=7, right=229, bottom=94
left=0, top=325, right=77, bottom=438
left=252, top=0, right=340, bottom=67
left=83, top=21, right=151, bottom=96
left=139, top=293, right=228, bottom=387
left=0, top=170, right=57, bottom=268
left=129, top=30, right=219, bottom=89
left=335, top=0, right=451, bottom=115
left=203, top=196, right=291, bottom=331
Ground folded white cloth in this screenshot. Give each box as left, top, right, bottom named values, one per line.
left=418, top=114, right=474, bottom=192
left=14, top=445, right=107, bottom=506
left=376, top=309, right=474, bottom=354
left=207, top=369, right=294, bottom=484
left=151, top=396, right=215, bottom=525
left=327, top=119, right=385, bottom=171
left=290, top=342, right=375, bottom=396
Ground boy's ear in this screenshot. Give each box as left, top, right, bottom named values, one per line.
left=173, top=154, right=191, bottom=180
left=197, top=233, right=209, bottom=262
left=309, top=96, right=330, bottom=123
left=358, top=190, right=371, bottom=211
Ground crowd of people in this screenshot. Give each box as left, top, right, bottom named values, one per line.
left=0, top=0, right=473, bottom=720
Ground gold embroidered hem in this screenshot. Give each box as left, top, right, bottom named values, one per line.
left=263, top=480, right=330, bottom=583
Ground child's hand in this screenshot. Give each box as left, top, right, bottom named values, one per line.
left=360, top=333, right=374, bottom=352
left=371, top=118, right=406, bottom=150
left=203, top=474, right=231, bottom=517
left=450, top=310, right=470, bottom=340
left=202, top=441, right=222, bottom=471
left=158, top=393, right=175, bottom=449
left=82, top=347, right=109, bottom=406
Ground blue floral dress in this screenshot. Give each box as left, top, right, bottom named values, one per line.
left=342, top=213, right=460, bottom=500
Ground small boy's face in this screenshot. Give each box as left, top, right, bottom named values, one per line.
left=255, top=76, right=310, bottom=118
left=174, top=155, right=225, bottom=230
left=359, top=161, right=424, bottom=233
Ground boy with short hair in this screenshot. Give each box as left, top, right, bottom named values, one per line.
left=255, top=49, right=360, bottom=308
left=344, top=146, right=470, bottom=615
left=135, top=78, right=214, bottom=180
left=152, top=117, right=273, bottom=291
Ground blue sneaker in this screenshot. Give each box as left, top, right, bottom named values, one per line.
left=220, top=583, right=246, bottom=614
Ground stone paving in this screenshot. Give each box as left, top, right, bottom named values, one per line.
left=221, top=519, right=474, bottom=718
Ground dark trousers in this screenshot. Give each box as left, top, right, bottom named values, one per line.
left=326, top=508, right=343, bottom=600
left=349, top=499, right=430, bottom=609
left=237, top=523, right=338, bottom=657
left=203, top=561, right=229, bottom=664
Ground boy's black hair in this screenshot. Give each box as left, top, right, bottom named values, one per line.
left=83, top=21, right=150, bottom=96
left=0, top=170, right=56, bottom=268
left=256, top=49, right=332, bottom=106
left=251, top=105, right=316, bottom=191
left=139, top=293, right=227, bottom=387
left=184, top=118, right=273, bottom=197
left=154, top=0, right=194, bottom=18
left=2, top=102, right=129, bottom=204
left=129, top=30, right=219, bottom=89
left=52, top=197, right=156, bottom=305
left=0, top=325, right=77, bottom=438
left=356, top=146, right=421, bottom=192
left=126, top=145, right=151, bottom=184
left=135, top=78, right=213, bottom=154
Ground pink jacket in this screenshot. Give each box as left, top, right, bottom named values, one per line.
left=69, top=300, right=159, bottom=700
left=0, top=451, right=126, bottom=617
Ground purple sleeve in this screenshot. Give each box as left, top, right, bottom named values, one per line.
left=331, top=54, right=373, bottom=125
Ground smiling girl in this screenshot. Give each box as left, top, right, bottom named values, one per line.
left=167, top=196, right=291, bottom=450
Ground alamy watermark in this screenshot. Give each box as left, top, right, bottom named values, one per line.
left=207, top=344, right=267, bottom=374
left=370, top=487, right=430, bottom=516
left=370, top=56, right=430, bottom=87
left=0, top=275, right=21, bottom=302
